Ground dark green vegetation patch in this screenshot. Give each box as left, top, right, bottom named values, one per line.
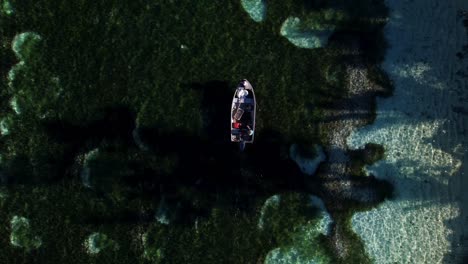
left=0, top=0, right=391, bottom=263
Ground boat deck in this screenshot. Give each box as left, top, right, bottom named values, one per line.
left=231, top=80, right=256, bottom=144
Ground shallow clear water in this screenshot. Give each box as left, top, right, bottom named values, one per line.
left=349, top=0, right=468, bottom=263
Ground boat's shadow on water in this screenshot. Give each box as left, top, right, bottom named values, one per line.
left=132, top=79, right=312, bottom=223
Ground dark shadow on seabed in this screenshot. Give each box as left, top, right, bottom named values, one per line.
left=1, top=106, right=138, bottom=185
left=1, top=82, right=313, bottom=224
left=0, top=77, right=391, bottom=236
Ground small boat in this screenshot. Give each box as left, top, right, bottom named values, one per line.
left=231, top=79, right=256, bottom=151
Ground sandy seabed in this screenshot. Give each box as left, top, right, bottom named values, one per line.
left=348, top=0, right=468, bottom=263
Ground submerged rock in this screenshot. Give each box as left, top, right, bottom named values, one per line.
left=280, top=17, right=334, bottom=49
left=261, top=194, right=333, bottom=263
left=289, top=144, right=326, bottom=175
left=7, top=61, right=25, bottom=89
left=80, top=148, right=99, bottom=188
left=258, top=194, right=333, bottom=235
left=258, top=194, right=280, bottom=229
left=240, top=0, right=266, bottom=22
left=84, top=232, right=119, bottom=255
left=155, top=196, right=171, bottom=225
left=144, top=245, right=164, bottom=262
left=265, top=247, right=329, bottom=264
left=1, top=0, right=14, bottom=16
left=132, top=128, right=149, bottom=151
left=6, top=32, right=62, bottom=120
left=11, top=32, right=42, bottom=61
left=310, top=195, right=333, bottom=236
left=258, top=194, right=332, bottom=232
left=0, top=117, right=12, bottom=136
left=142, top=232, right=164, bottom=262
left=9, top=96, right=21, bottom=115
left=10, top=216, right=42, bottom=251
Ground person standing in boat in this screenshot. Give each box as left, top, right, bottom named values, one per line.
left=237, top=87, right=249, bottom=101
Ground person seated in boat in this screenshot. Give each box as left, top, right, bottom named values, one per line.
left=233, top=121, right=247, bottom=129
left=233, top=121, right=241, bottom=129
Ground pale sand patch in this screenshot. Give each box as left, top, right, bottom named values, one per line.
left=240, top=0, right=266, bottom=23
left=348, top=0, right=468, bottom=263
left=280, top=17, right=334, bottom=49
